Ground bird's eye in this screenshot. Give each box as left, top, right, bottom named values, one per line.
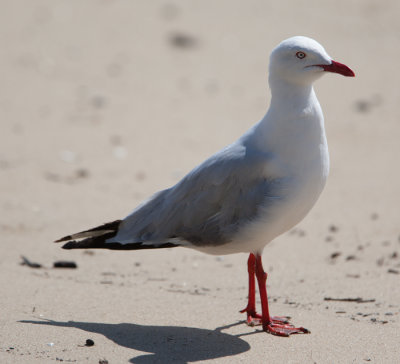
left=296, top=51, right=306, bottom=59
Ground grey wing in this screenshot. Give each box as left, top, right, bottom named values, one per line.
left=108, top=144, right=283, bottom=248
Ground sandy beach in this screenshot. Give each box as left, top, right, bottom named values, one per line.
left=1, top=1, right=399, bottom=363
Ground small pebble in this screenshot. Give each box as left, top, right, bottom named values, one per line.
left=53, top=261, right=77, bottom=269
left=329, top=224, right=339, bottom=233
left=75, top=169, right=89, bottom=179
left=169, top=32, right=198, bottom=49
left=330, top=252, right=341, bottom=259
left=85, top=339, right=95, bottom=347
left=346, top=274, right=360, bottom=278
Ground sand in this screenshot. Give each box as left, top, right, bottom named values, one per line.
left=1, top=1, right=399, bottom=363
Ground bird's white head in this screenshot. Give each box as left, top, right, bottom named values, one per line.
left=269, top=36, right=355, bottom=87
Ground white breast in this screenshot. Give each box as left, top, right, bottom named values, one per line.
left=209, top=90, right=330, bottom=255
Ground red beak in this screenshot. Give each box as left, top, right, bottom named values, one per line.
left=319, top=60, right=355, bottom=77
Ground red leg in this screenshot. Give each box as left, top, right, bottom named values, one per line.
left=254, top=254, right=310, bottom=336
left=240, top=254, right=289, bottom=326
left=239, top=254, right=260, bottom=325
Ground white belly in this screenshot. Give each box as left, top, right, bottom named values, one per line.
left=201, top=143, right=329, bottom=256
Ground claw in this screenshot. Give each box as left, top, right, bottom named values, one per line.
left=265, top=323, right=310, bottom=337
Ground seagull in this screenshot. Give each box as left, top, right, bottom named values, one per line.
left=56, top=36, right=354, bottom=336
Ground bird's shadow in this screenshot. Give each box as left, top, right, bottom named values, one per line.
left=20, top=319, right=251, bottom=363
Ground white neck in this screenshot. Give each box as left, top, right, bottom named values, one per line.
left=269, top=75, right=315, bottom=114
left=242, top=76, right=326, bottom=165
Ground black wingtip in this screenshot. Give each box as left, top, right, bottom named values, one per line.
left=61, top=237, right=106, bottom=250
left=62, top=239, right=179, bottom=251
left=61, top=241, right=77, bottom=249
left=55, top=235, right=72, bottom=243
left=55, top=220, right=123, bottom=243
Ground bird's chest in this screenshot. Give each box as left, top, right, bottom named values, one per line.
left=255, top=121, right=329, bottom=236
left=270, top=129, right=329, bottom=210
